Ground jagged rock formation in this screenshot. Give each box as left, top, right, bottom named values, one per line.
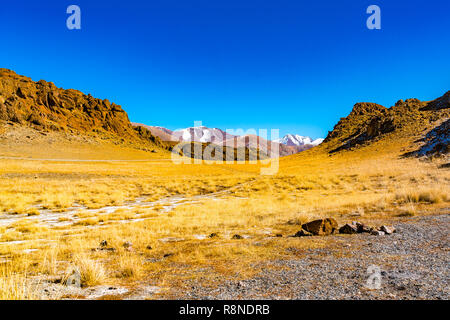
left=321, top=91, right=450, bottom=156
left=0, top=68, right=166, bottom=150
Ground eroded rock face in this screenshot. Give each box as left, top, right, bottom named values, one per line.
left=0, top=69, right=147, bottom=140
left=301, top=218, right=338, bottom=236
left=321, top=91, right=450, bottom=156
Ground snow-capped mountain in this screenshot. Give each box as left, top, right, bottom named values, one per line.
left=132, top=123, right=323, bottom=157
left=274, top=134, right=324, bottom=147
left=171, top=126, right=237, bottom=143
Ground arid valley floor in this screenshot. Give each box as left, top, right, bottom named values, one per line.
left=0, top=140, right=448, bottom=299
left=0, top=69, right=449, bottom=299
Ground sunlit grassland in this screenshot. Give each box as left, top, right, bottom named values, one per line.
left=0, top=143, right=448, bottom=299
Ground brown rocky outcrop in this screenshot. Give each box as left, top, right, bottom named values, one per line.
left=319, top=91, right=449, bottom=156
left=0, top=68, right=166, bottom=149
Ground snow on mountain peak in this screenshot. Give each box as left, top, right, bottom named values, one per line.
left=172, top=126, right=236, bottom=143
left=275, top=134, right=323, bottom=147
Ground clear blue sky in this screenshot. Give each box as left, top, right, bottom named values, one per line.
left=1, top=0, right=449, bottom=138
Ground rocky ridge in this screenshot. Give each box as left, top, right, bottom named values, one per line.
left=0, top=68, right=166, bottom=150
left=321, top=91, right=450, bottom=157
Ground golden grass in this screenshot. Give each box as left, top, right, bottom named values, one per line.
left=395, top=187, right=449, bottom=204
left=0, top=140, right=448, bottom=299
left=72, top=255, right=107, bottom=287
left=0, top=271, right=34, bottom=300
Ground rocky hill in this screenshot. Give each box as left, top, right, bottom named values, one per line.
left=321, top=91, right=450, bottom=157
left=131, top=123, right=176, bottom=142
left=0, top=68, right=167, bottom=152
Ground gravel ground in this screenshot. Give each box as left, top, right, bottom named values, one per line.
left=177, top=214, right=449, bottom=300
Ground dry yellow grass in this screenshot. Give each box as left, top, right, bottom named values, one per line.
left=0, top=139, right=448, bottom=299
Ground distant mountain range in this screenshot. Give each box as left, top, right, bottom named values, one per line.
left=1, top=68, right=447, bottom=160
left=131, top=123, right=323, bottom=157
left=274, top=134, right=324, bottom=147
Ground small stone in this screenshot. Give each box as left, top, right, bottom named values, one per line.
left=100, top=240, right=108, bottom=247
left=123, top=241, right=133, bottom=249
left=275, top=234, right=283, bottom=237
left=232, top=234, right=243, bottom=239
left=163, top=253, right=174, bottom=258
left=380, top=225, right=396, bottom=235
left=208, top=233, right=219, bottom=238
left=146, top=245, right=152, bottom=250
left=98, top=247, right=116, bottom=252
left=370, top=230, right=385, bottom=236
left=293, top=229, right=313, bottom=237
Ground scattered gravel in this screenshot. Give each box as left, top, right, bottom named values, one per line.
left=176, top=214, right=450, bottom=300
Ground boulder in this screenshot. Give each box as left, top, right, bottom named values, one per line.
left=339, top=223, right=358, bottom=234
left=380, top=225, right=396, bottom=235
left=301, top=218, right=338, bottom=236
left=370, top=230, right=385, bottom=236
left=356, top=222, right=371, bottom=233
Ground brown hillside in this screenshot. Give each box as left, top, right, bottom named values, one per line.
left=320, top=91, right=450, bottom=156
left=131, top=123, right=176, bottom=142
left=0, top=68, right=168, bottom=154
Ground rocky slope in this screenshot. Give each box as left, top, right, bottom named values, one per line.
left=0, top=68, right=167, bottom=151
left=320, top=91, right=450, bottom=157
left=131, top=123, right=176, bottom=142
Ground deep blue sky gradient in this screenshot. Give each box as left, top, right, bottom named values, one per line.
left=1, top=0, right=449, bottom=138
